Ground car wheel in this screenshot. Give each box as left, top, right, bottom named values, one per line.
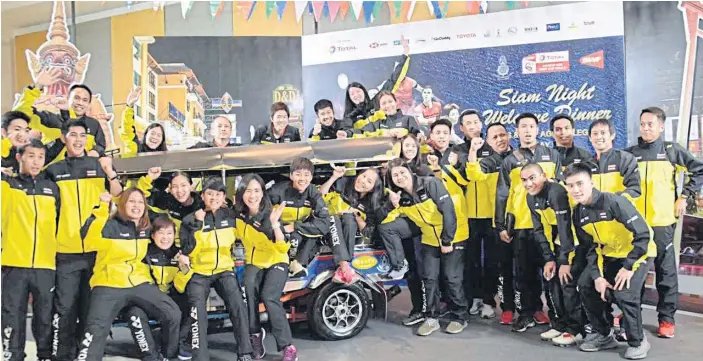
left=308, top=282, right=370, bottom=340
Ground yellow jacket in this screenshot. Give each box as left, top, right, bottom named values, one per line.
left=180, top=208, right=237, bottom=276
left=464, top=149, right=511, bottom=220
left=82, top=203, right=153, bottom=288
left=119, top=106, right=139, bottom=158
left=235, top=210, right=289, bottom=269
left=1, top=173, right=60, bottom=269
left=143, top=243, right=180, bottom=293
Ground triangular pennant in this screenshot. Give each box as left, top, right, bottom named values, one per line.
left=181, top=0, right=194, bottom=18
left=440, top=1, right=449, bottom=17
left=406, top=1, right=416, bottom=21
left=388, top=1, right=402, bottom=18
left=520, top=1, right=529, bottom=7
left=351, top=1, right=364, bottom=20
left=209, top=1, right=223, bottom=19
left=323, top=2, right=329, bottom=19
left=152, top=1, right=160, bottom=11
left=338, top=1, right=350, bottom=19
left=480, top=0, right=488, bottom=13
left=294, top=1, right=308, bottom=22
left=506, top=1, right=516, bottom=10
left=428, top=1, right=442, bottom=19
left=311, top=1, right=325, bottom=21
left=328, top=1, right=342, bottom=22
left=127, top=1, right=134, bottom=10
left=466, top=1, right=480, bottom=15
left=362, top=1, right=375, bottom=23
left=275, top=1, right=287, bottom=20
left=265, top=1, right=276, bottom=18
left=247, top=1, right=258, bottom=20
left=372, top=1, right=383, bottom=21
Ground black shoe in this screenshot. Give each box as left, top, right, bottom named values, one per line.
left=402, top=312, right=426, bottom=326
left=511, top=315, right=536, bottom=333
left=238, top=354, right=254, bottom=361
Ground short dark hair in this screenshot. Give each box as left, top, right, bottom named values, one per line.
left=520, top=163, right=544, bottom=175
left=170, top=170, right=192, bottom=185
left=202, top=176, right=226, bottom=194
left=62, top=118, right=88, bottom=135
left=588, top=118, right=615, bottom=136
left=2, top=111, right=30, bottom=130
left=270, top=102, right=290, bottom=118
left=430, top=118, right=453, bottom=133
left=69, top=84, right=93, bottom=99
left=459, top=109, right=482, bottom=123
left=515, top=112, right=539, bottom=127
left=234, top=173, right=272, bottom=215
left=151, top=215, right=176, bottom=235
left=375, top=90, right=396, bottom=110
left=563, top=163, right=592, bottom=179
left=486, top=123, right=506, bottom=136
left=314, top=99, right=334, bottom=114
left=18, top=139, right=46, bottom=155
left=290, top=157, right=314, bottom=174
left=549, top=114, right=574, bottom=131
left=640, top=107, right=666, bottom=123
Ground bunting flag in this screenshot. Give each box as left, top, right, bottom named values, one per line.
left=180, top=0, right=193, bottom=18
left=427, top=1, right=439, bottom=19
left=323, top=2, right=329, bottom=19
left=275, top=1, right=287, bottom=20
left=311, top=1, right=325, bottom=21
left=440, top=0, right=449, bottom=17
left=372, top=1, right=383, bottom=21
left=294, top=1, right=308, bottom=22
left=406, top=1, right=416, bottom=20
left=328, top=1, right=342, bottom=22
left=126, top=1, right=133, bottom=10
left=265, top=1, right=276, bottom=18
left=350, top=1, right=364, bottom=20
left=338, top=1, right=350, bottom=19
left=388, top=1, right=402, bottom=19
left=246, top=1, right=257, bottom=20
left=479, top=0, right=488, bottom=13
left=466, top=1, right=480, bottom=15
left=209, top=1, right=224, bottom=19
left=520, top=1, right=529, bottom=7
left=152, top=1, right=160, bottom=11
left=362, top=1, right=375, bottom=23
left=506, top=1, right=516, bottom=10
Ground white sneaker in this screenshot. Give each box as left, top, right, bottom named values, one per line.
left=469, top=299, right=483, bottom=315
left=387, top=260, right=409, bottom=280
left=552, top=332, right=583, bottom=347
left=540, top=328, right=563, bottom=341
left=480, top=304, right=496, bottom=319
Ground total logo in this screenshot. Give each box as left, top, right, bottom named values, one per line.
left=579, top=50, right=604, bottom=69
left=546, top=23, right=560, bottom=32
left=522, top=50, right=570, bottom=74
left=329, top=45, right=357, bottom=54
left=432, top=36, right=451, bottom=41
left=457, top=33, right=477, bottom=39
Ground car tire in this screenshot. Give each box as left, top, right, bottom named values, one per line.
left=308, top=282, right=370, bottom=340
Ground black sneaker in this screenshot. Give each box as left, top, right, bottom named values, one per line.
left=511, top=315, right=536, bottom=333
left=579, top=331, right=619, bottom=352
left=250, top=328, right=266, bottom=359
left=402, top=312, right=426, bottom=326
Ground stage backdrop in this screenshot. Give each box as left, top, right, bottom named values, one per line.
left=302, top=1, right=626, bottom=151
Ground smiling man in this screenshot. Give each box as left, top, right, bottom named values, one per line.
left=308, top=99, right=354, bottom=141
left=588, top=119, right=641, bottom=201
left=189, top=116, right=241, bottom=149
left=252, top=102, right=302, bottom=145
left=550, top=114, right=593, bottom=169
left=1, top=111, right=32, bottom=174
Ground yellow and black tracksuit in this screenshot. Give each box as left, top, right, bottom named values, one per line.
left=76, top=204, right=181, bottom=361
left=625, top=136, right=703, bottom=324
left=268, top=181, right=331, bottom=267
left=308, top=118, right=355, bottom=141
left=1, top=172, right=60, bottom=361
left=119, top=106, right=157, bottom=158
left=555, top=143, right=593, bottom=169
left=251, top=124, right=302, bottom=144
left=495, top=145, right=561, bottom=316
left=14, top=86, right=107, bottom=157
left=180, top=208, right=252, bottom=359
left=137, top=175, right=204, bottom=247
left=464, top=148, right=516, bottom=312
left=1, top=138, right=19, bottom=173
left=395, top=174, right=469, bottom=320
left=528, top=181, right=583, bottom=336
left=591, top=148, right=641, bottom=203
left=44, top=154, right=112, bottom=361
left=358, top=110, right=424, bottom=139
left=124, top=244, right=191, bottom=361
left=574, top=189, right=656, bottom=348
left=236, top=209, right=294, bottom=351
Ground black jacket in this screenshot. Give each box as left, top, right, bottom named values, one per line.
left=591, top=148, right=641, bottom=200
left=267, top=181, right=330, bottom=238
left=308, top=118, right=354, bottom=141
left=358, top=110, right=423, bottom=138
left=40, top=111, right=107, bottom=156
left=527, top=181, right=574, bottom=264
left=554, top=142, right=593, bottom=169
left=252, top=124, right=301, bottom=144
left=188, top=141, right=242, bottom=149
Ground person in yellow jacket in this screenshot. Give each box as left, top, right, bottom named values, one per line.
left=588, top=118, right=641, bottom=202
left=14, top=70, right=106, bottom=165
left=120, top=215, right=193, bottom=361
left=1, top=111, right=32, bottom=174
left=120, top=87, right=168, bottom=157
left=179, top=177, right=253, bottom=361
left=387, top=158, right=469, bottom=337
left=235, top=174, right=298, bottom=361
left=624, top=107, right=703, bottom=338
left=1, top=139, right=60, bottom=361
left=76, top=188, right=181, bottom=361
left=564, top=163, right=656, bottom=360
left=44, top=118, right=123, bottom=361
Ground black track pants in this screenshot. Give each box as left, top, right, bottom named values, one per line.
left=243, top=263, right=292, bottom=351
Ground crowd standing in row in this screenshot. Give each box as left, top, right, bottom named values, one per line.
left=2, top=43, right=703, bottom=361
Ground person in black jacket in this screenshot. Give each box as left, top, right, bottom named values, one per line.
left=588, top=119, right=641, bottom=201
left=550, top=114, right=593, bottom=169
left=251, top=102, right=301, bottom=145
left=359, top=91, right=425, bottom=141
left=522, top=163, right=584, bottom=346
left=308, top=99, right=354, bottom=141
left=189, top=116, right=240, bottom=149
left=1, top=111, right=32, bottom=174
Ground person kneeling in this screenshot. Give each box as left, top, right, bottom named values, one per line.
left=564, top=164, right=656, bottom=360
left=77, top=189, right=182, bottom=361
left=236, top=174, right=298, bottom=361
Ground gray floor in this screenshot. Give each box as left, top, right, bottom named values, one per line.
left=86, top=291, right=703, bottom=361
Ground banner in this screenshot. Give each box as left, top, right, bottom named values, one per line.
left=302, top=1, right=626, bottom=150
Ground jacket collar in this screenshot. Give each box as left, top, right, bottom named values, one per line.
left=637, top=136, right=663, bottom=148
left=583, top=188, right=604, bottom=209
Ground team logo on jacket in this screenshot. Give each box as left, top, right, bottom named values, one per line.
left=139, top=231, right=147, bottom=237
left=608, top=164, right=616, bottom=171
left=221, top=220, right=229, bottom=227
left=86, top=170, right=96, bottom=177
left=395, top=122, right=403, bottom=126
left=43, top=188, right=54, bottom=194
left=574, top=159, right=582, bottom=164
left=599, top=212, right=608, bottom=219
left=657, top=153, right=666, bottom=160
left=541, top=155, right=550, bottom=161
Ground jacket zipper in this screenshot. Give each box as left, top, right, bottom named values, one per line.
left=474, top=182, right=478, bottom=217
left=644, top=162, right=649, bottom=219
left=128, top=229, right=138, bottom=286
left=31, top=180, right=39, bottom=267
left=415, top=204, right=441, bottom=244
left=244, top=223, right=254, bottom=264
left=213, top=215, right=220, bottom=275
left=75, top=179, right=84, bottom=253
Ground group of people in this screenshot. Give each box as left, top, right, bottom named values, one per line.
left=2, top=40, right=702, bottom=361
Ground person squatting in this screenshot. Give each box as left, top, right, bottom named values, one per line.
left=2, top=45, right=702, bottom=361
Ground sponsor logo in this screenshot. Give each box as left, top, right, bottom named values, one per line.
left=220, top=220, right=229, bottom=226
left=546, top=23, right=560, bottom=31
left=394, top=39, right=410, bottom=45
left=583, top=20, right=595, bottom=26
left=569, top=22, right=578, bottom=29
left=3, top=327, right=12, bottom=352
left=352, top=255, right=378, bottom=270
left=415, top=38, right=426, bottom=43
left=457, top=33, right=477, bottom=39
left=657, top=153, right=667, bottom=159
left=626, top=215, right=639, bottom=224
left=541, top=155, right=551, bottom=161
left=496, top=28, right=502, bottom=37
left=52, top=314, right=60, bottom=356
left=608, top=164, right=617, bottom=171
left=599, top=212, right=608, bottom=219
left=77, top=333, right=93, bottom=360
left=130, top=316, right=150, bottom=352
left=484, top=30, right=491, bottom=38
left=579, top=50, right=604, bottom=69
left=120, top=232, right=130, bottom=237
left=329, top=216, right=341, bottom=247
left=495, top=55, right=513, bottom=80
left=369, top=42, right=379, bottom=48
left=86, top=170, right=96, bottom=177
left=522, top=51, right=570, bottom=74
left=329, top=45, right=356, bottom=53
left=43, top=188, right=53, bottom=194
left=507, top=27, right=518, bottom=35
left=432, top=36, right=451, bottom=41
left=191, top=307, right=200, bottom=349
left=524, top=26, right=538, bottom=33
